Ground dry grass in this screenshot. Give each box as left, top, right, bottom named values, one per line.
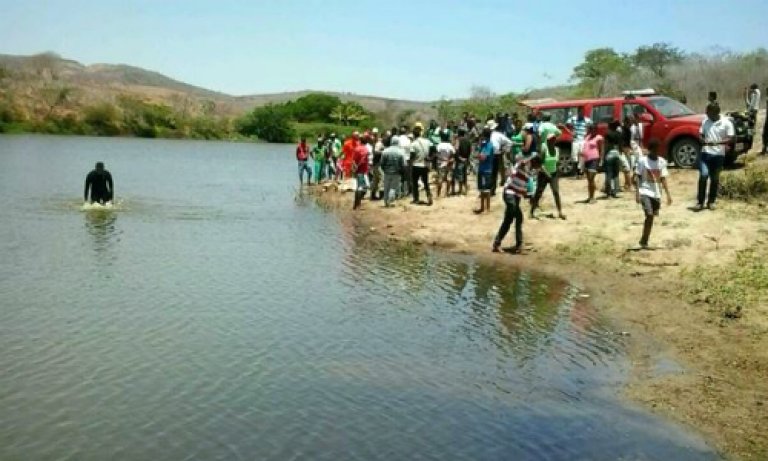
left=720, top=160, right=768, bottom=201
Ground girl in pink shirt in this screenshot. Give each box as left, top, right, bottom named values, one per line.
left=580, top=124, right=603, bottom=203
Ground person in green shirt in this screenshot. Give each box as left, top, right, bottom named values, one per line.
left=311, top=136, right=326, bottom=183
left=530, top=114, right=566, bottom=220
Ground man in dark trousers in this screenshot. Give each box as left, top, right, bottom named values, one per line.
left=84, top=162, right=114, bottom=204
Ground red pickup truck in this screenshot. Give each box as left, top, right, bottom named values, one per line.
left=527, top=92, right=753, bottom=175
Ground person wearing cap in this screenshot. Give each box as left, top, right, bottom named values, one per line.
left=296, top=137, right=312, bottom=186
left=380, top=135, right=406, bottom=207
left=488, top=119, right=512, bottom=196
left=311, top=135, right=326, bottom=183
left=409, top=123, right=433, bottom=206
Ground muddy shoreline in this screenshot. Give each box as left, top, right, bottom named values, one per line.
left=313, top=163, right=768, bottom=460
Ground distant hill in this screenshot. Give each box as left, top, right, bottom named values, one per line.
left=0, top=52, right=434, bottom=118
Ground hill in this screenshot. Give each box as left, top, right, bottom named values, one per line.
left=0, top=52, right=434, bottom=119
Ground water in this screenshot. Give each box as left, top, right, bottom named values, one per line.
left=0, top=135, right=718, bottom=460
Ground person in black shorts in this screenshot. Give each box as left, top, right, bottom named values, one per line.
left=633, top=140, right=672, bottom=250
left=84, top=162, right=114, bottom=204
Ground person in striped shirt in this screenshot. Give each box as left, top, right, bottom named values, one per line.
left=492, top=157, right=532, bottom=254
left=566, top=107, right=592, bottom=177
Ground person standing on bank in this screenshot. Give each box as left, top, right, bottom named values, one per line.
left=763, top=86, right=768, bottom=155
left=296, top=137, right=312, bottom=186
left=380, top=136, right=405, bottom=207
left=492, top=156, right=530, bottom=254
left=696, top=102, right=734, bottom=211
left=634, top=139, right=672, bottom=250
left=409, top=123, right=433, bottom=206
left=488, top=119, right=512, bottom=196
left=84, top=162, right=114, bottom=204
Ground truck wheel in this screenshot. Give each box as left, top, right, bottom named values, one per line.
left=671, top=138, right=700, bottom=168
left=557, top=146, right=576, bottom=176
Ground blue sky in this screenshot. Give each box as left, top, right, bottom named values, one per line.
left=1, top=0, right=766, bottom=100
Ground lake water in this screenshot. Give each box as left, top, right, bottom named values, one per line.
left=0, top=135, right=718, bottom=460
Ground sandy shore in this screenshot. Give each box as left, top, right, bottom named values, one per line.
left=316, top=147, right=768, bottom=459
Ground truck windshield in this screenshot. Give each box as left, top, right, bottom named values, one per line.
left=647, top=96, right=696, bottom=118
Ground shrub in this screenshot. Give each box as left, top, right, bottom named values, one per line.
left=720, top=161, right=768, bottom=201
left=237, top=104, right=295, bottom=143
left=83, top=103, right=121, bottom=136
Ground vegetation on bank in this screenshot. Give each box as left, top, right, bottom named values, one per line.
left=236, top=93, right=380, bottom=143
left=720, top=157, right=768, bottom=201
left=432, top=44, right=768, bottom=121
left=681, top=244, right=768, bottom=322
left=1, top=45, right=766, bottom=142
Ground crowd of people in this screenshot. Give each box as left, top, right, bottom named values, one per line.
left=296, top=92, right=762, bottom=253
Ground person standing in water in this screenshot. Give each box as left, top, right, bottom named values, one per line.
left=84, top=161, right=114, bottom=204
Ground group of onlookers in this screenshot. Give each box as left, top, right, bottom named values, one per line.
left=295, top=86, right=765, bottom=252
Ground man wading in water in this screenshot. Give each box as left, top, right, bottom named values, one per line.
left=84, top=161, right=114, bottom=204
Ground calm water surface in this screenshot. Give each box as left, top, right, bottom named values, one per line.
left=0, top=135, right=718, bottom=460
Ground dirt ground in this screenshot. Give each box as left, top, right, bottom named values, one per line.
left=315, top=124, right=768, bottom=459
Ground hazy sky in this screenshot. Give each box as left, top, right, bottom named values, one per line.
left=1, top=0, right=766, bottom=100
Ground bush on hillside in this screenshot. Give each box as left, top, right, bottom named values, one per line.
left=284, top=93, right=342, bottom=123
left=83, top=103, right=121, bottom=136
left=237, top=104, right=295, bottom=143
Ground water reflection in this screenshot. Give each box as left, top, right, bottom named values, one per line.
left=84, top=211, right=119, bottom=267
left=342, top=230, right=620, bottom=378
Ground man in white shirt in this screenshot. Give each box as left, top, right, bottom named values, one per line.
left=488, top=119, right=512, bottom=196
left=696, top=102, right=734, bottom=211
left=409, top=123, right=433, bottom=205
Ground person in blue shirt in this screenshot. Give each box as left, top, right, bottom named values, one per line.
left=474, top=127, right=495, bottom=214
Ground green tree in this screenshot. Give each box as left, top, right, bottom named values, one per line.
left=632, top=42, right=685, bottom=78
left=460, top=85, right=499, bottom=118
left=572, top=48, right=633, bottom=96
left=432, top=97, right=458, bottom=124
left=330, top=101, right=368, bottom=126
left=237, top=104, right=295, bottom=143
left=286, top=93, right=342, bottom=122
